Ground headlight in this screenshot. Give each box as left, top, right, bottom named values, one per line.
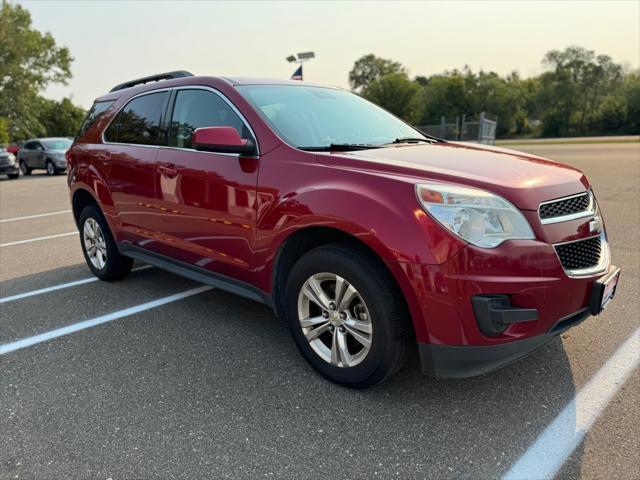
left=7, top=153, right=16, bottom=164
left=416, top=183, right=535, bottom=248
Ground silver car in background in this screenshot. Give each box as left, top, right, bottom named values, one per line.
left=0, top=148, right=20, bottom=180
left=17, top=137, right=73, bottom=176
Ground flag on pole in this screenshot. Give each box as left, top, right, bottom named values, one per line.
left=291, top=65, right=303, bottom=81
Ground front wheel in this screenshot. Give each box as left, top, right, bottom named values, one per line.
left=285, top=244, right=412, bottom=388
left=79, top=204, right=133, bottom=281
left=7, top=173, right=19, bottom=179
left=19, top=161, right=31, bottom=175
left=46, top=160, right=58, bottom=176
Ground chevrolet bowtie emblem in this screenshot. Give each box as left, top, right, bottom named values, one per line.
left=589, top=216, right=603, bottom=234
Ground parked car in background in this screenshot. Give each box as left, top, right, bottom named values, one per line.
left=67, top=72, right=620, bottom=388
left=5, top=144, right=21, bottom=156
left=0, top=147, right=20, bottom=179
left=18, top=137, right=72, bottom=176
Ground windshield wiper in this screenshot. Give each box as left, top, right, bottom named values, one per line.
left=388, top=137, right=439, bottom=145
left=299, top=143, right=381, bottom=152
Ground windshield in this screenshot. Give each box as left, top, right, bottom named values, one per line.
left=41, top=138, right=72, bottom=150
left=237, top=85, right=426, bottom=149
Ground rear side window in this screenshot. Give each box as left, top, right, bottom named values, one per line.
left=168, top=89, right=250, bottom=149
left=105, top=91, right=169, bottom=145
left=77, top=100, right=113, bottom=138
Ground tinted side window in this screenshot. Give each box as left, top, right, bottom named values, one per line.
left=23, top=141, right=35, bottom=150
left=168, top=89, right=250, bottom=149
left=78, top=100, right=113, bottom=138
left=105, top=91, right=169, bottom=145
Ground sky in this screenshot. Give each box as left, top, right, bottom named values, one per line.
left=19, top=0, right=640, bottom=109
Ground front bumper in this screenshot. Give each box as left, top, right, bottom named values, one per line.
left=418, top=308, right=591, bottom=378
left=399, top=235, right=618, bottom=377
left=0, top=164, right=19, bottom=175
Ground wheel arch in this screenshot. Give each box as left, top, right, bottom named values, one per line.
left=71, top=188, right=99, bottom=227
left=270, top=225, right=424, bottom=341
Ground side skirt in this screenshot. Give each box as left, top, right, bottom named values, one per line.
left=119, top=244, right=273, bottom=307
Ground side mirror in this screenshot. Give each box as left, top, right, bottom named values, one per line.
left=192, top=127, right=256, bottom=156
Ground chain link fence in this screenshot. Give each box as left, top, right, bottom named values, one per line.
left=417, top=112, right=497, bottom=145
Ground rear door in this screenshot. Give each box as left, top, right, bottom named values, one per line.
left=21, top=141, right=42, bottom=169
left=102, top=90, right=170, bottom=244
left=151, top=87, right=260, bottom=283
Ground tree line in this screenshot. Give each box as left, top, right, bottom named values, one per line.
left=350, top=49, right=639, bottom=138
left=1, top=1, right=638, bottom=144
left=0, top=1, right=85, bottom=144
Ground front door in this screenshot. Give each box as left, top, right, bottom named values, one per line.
left=101, top=90, right=170, bottom=244
left=152, top=88, right=259, bottom=283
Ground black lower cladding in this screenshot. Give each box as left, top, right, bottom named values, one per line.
left=119, top=243, right=273, bottom=307
left=419, top=309, right=592, bottom=378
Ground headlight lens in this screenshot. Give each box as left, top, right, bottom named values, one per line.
left=416, top=183, right=535, bottom=248
left=7, top=153, right=16, bottom=164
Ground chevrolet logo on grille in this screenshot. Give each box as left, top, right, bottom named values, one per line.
left=589, top=216, right=603, bottom=234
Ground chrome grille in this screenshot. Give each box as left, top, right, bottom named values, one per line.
left=539, top=192, right=593, bottom=224
left=555, top=236, right=602, bottom=271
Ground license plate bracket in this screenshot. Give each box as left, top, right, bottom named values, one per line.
left=589, top=266, right=621, bottom=315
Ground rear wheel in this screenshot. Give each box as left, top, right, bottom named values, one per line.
left=79, top=204, right=133, bottom=281
left=285, top=244, right=411, bottom=388
left=19, top=161, right=31, bottom=175
left=7, top=173, right=19, bottom=179
left=46, top=160, right=58, bottom=176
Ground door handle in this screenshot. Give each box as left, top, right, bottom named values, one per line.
left=158, top=164, right=178, bottom=178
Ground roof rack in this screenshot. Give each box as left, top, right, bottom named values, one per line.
left=109, top=70, right=194, bottom=92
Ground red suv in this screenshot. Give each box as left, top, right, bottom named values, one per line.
left=67, top=71, right=620, bottom=387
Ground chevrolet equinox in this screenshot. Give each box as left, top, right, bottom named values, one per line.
left=67, top=71, right=620, bottom=387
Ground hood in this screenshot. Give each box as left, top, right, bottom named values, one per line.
left=318, top=142, right=589, bottom=210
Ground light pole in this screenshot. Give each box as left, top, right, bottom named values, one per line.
left=286, top=51, right=315, bottom=81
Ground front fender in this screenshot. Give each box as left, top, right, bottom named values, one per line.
left=258, top=175, right=465, bottom=266
left=256, top=169, right=467, bottom=344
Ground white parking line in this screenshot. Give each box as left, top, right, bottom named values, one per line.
left=0, top=265, right=153, bottom=304
left=0, top=210, right=72, bottom=223
left=0, top=285, right=213, bottom=355
left=0, top=231, right=77, bottom=247
left=503, top=327, right=640, bottom=480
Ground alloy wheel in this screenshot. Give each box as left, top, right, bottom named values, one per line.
left=297, top=272, right=373, bottom=367
left=46, top=162, right=55, bottom=175
left=19, top=162, right=27, bottom=175
left=83, top=217, right=107, bottom=270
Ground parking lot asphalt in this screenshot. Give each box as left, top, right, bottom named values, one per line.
left=0, top=143, right=638, bottom=480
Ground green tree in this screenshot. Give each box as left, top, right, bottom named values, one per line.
left=419, top=69, right=470, bottom=124
left=362, top=73, right=424, bottom=124
left=0, top=1, right=73, bottom=141
left=538, top=46, right=623, bottom=136
left=349, top=54, right=406, bottom=91
left=622, top=71, right=640, bottom=134
left=0, top=116, right=9, bottom=144
left=38, top=97, right=85, bottom=137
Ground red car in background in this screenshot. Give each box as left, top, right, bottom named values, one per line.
left=66, top=71, right=620, bottom=387
left=6, top=144, right=20, bottom=156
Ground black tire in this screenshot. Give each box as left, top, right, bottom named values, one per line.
left=7, top=173, right=19, bottom=179
left=78, top=203, right=133, bottom=281
left=46, top=160, right=58, bottom=176
left=285, top=244, right=412, bottom=388
left=19, top=161, right=31, bottom=175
